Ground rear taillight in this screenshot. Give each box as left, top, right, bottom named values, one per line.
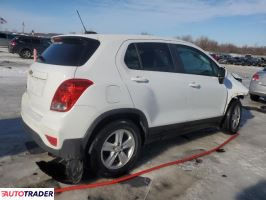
left=51, top=79, right=93, bottom=112
left=45, top=134, right=58, bottom=146
left=252, top=73, right=260, bottom=81
left=10, top=41, right=16, bottom=46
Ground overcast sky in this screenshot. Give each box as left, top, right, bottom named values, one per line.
left=0, top=0, right=266, bottom=46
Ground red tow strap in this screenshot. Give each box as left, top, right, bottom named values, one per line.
left=55, top=133, right=239, bottom=193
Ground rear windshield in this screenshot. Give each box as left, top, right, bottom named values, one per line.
left=37, top=37, right=100, bottom=66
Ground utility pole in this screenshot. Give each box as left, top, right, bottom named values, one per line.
left=22, top=21, right=25, bottom=33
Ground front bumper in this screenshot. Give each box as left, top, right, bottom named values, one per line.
left=22, top=119, right=84, bottom=160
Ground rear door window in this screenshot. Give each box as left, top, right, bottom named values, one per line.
left=136, top=43, right=175, bottom=72
left=37, top=37, right=100, bottom=66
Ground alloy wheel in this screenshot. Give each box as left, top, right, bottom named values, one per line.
left=231, top=104, right=241, bottom=130
left=100, top=129, right=135, bottom=170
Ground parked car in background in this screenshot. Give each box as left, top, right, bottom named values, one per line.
left=249, top=67, right=266, bottom=101
left=244, top=57, right=260, bottom=66
left=8, top=35, right=51, bottom=58
left=21, top=34, right=248, bottom=183
left=218, top=54, right=232, bottom=64
left=0, top=32, right=18, bottom=47
left=225, top=56, right=242, bottom=65
left=210, top=53, right=220, bottom=61
left=258, top=57, right=266, bottom=67
left=232, top=57, right=246, bottom=65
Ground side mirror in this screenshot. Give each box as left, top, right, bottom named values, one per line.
left=218, top=67, right=226, bottom=84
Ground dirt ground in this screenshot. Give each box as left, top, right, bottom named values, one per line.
left=0, top=47, right=265, bottom=200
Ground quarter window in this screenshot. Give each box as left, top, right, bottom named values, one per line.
left=124, top=44, right=141, bottom=70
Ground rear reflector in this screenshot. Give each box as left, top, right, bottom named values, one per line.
left=51, top=79, right=93, bottom=112
left=45, top=135, right=58, bottom=146
left=252, top=73, right=259, bottom=81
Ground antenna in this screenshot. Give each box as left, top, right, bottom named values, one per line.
left=76, top=10, right=97, bottom=34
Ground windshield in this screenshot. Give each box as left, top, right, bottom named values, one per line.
left=37, top=37, right=100, bottom=66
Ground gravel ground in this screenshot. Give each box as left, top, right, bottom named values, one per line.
left=0, top=47, right=265, bottom=200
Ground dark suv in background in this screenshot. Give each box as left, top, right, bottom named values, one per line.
left=8, top=35, right=51, bottom=58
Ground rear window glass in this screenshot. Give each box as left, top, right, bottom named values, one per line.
left=7, top=34, right=17, bottom=39
left=37, top=37, right=100, bottom=66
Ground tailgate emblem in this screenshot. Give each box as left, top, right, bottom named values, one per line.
left=29, top=70, right=33, bottom=75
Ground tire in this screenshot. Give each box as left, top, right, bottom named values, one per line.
left=250, top=94, right=260, bottom=101
left=19, top=49, right=32, bottom=59
left=65, top=159, right=84, bottom=184
left=89, top=120, right=141, bottom=177
left=221, top=100, right=242, bottom=134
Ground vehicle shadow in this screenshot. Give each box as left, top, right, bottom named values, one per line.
left=0, top=117, right=44, bottom=158
left=36, top=127, right=221, bottom=184
left=0, top=118, right=28, bottom=157
left=243, top=98, right=266, bottom=114
left=240, top=108, right=255, bottom=127
left=0, top=106, right=254, bottom=184
left=36, top=107, right=254, bottom=184
left=235, top=180, right=266, bottom=200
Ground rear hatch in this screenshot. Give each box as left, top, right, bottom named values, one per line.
left=26, top=36, right=100, bottom=116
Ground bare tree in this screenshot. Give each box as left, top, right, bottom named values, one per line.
left=176, top=35, right=266, bottom=56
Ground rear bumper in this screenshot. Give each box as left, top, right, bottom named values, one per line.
left=22, top=118, right=84, bottom=160
left=21, top=92, right=98, bottom=160
left=8, top=47, right=14, bottom=53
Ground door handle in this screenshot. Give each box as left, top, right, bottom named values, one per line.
left=131, top=76, right=149, bottom=83
left=189, top=82, right=201, bottom=88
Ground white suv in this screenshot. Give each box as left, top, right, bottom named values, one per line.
left=21, top=34, right=248, bottom=183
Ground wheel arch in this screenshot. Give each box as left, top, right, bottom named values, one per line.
left=20, top=47, right=32, bottom=54
left=19, top=48, right=32, bottom=58
left=221, top=95, right=242, bottom=129
left=83, top=108, right=149, bottom=153
left=224, top=95, right=243, bottom=114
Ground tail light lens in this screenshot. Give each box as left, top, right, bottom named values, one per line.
left=252, top=73, right=259, bottom=81
left=51, top=79, right=93, bottom=112
left=10, top=41, right=16, bottom=46
left=45, top=134, right=58, bottom=146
